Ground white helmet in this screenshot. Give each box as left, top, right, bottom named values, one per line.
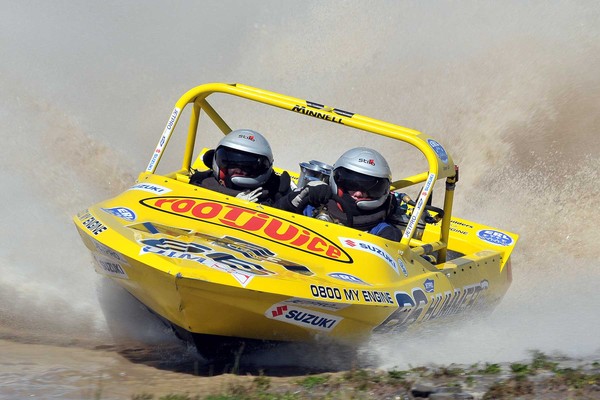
left=212, top=129, right=274, bottom=188
left=331, top=147, right=391, bottom=210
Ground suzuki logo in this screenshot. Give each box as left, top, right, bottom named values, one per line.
left=271, top=305, right=288, bottom=317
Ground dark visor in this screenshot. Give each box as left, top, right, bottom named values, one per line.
left=214, top=146, right=271, bottom=177
left=333, top=167, right=390, bottom=198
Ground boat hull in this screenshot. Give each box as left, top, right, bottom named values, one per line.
left=74, top=172, right=515, bottom=348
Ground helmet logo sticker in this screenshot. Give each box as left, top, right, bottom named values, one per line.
left=358, top=158, right=375, bottom=166
left=237, top=133, right=255, bottom=141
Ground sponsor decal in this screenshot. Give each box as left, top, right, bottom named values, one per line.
left=403, top=172, right=436, bottom=240
left=283, top=298, right=350, bottom=311
left=397, top=258, right=408, bottom=277
left=427, top=139, right=449, bottom=164
left=147, top=107, right=180, bottom=172
left=140, top=197, right=351, bottom=262
left=102, top=206, right=136, bottom=221
left=265, top=303, right=342, bottom=332
left=197, top=234, right=311, bottom=273
left=451, top=220, right=474, bottom=229
left=360, top=289, right=394, bottom=304
left=209, top=235, right=275, bottom=258
left=93, top=255, right=128, bottom=279
left=224, top=270, right=253, bottom=287
left=305, top=101, right=355, bottom=118
left=128, top=224, right=311, bottom=280
left=311, top=284, right=394, bottom=305
left=128, top=183, right=171, bottom=194
left=339, top=237, right=398, bottom=274
left=449, top=220, right=473, bottom=235
left=477, top=229, right=514, bottom=246
left=423, top=278, right=435, bottom=293
left=311, top=284, right=342, bottom=300
left=166, top=108, right=179, bottom=130
left=375, top=279, right=491, bottom=332
left=77, top=209, right=90, bottom=221
left=141, top=237, right=211, bottom=255
left=332, top=108, right=354, bottom=118
left=137, top=237, right=277, bottom=287
left=292, top=104, right=344, bottom=124
left=147, top=152, right=160, bottom=171
left=140, top=237, right=272, bottom=272
left=81, top=214, right=107, bottom=236
left=128, top=222, right=190, bottom=236
left=92, top=239, right=127, bottom=263
left=328, top=272, right=370, bottom=286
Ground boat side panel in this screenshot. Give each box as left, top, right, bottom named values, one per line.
left=74, top=174, right=513, bottom=344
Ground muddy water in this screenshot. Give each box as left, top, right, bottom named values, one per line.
left=0, top=339, right=248, bottom=399
left=0, top=335, right=363, bottom=399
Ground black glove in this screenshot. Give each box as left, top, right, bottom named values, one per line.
left=306, top=180, right=331, bottom=204
left=290, top=180, right=331, bottom=209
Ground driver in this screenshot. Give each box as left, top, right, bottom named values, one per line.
left=280, top=147, right=402, bottom=241
left=190, top=129, right=291, bottom=205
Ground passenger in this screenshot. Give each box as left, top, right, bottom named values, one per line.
left=190, top=129, right=291, bottom=205
left=280, top=147, right=402, bottom=241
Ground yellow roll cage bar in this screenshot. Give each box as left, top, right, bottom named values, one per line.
left=145, top=83, right=458, bottom=261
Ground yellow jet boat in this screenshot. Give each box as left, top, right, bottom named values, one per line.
left=74, top=83, right=518, bottom=359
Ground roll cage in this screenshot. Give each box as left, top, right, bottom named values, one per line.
left=145, top=83, right=458, bottom=262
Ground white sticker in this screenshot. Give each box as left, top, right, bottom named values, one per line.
left=128, top=183, right=172, bottom=194
left=146, top=107, right=180, bottom=172
left=265, top=303, right=342, bottom=331
left=93, top=255, right=128, bottom=279
left=339, top=237, right=399, bottom=274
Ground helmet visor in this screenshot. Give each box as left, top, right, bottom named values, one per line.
left=215, top=146, right=271, bottom=177
left=333, top=167, right=390, bottom=198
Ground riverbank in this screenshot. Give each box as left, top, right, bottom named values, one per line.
left=1, top=339, right=598, bottom=399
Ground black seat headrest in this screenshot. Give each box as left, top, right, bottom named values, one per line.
left=202, top=149, right=215, bottom=168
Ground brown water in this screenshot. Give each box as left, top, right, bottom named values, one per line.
left=1, top=2, right=600, bottom=399
left=0, top=338, right=290, bottom=399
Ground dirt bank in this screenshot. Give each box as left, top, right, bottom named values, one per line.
left=1, top=338, right=598, bottom=400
